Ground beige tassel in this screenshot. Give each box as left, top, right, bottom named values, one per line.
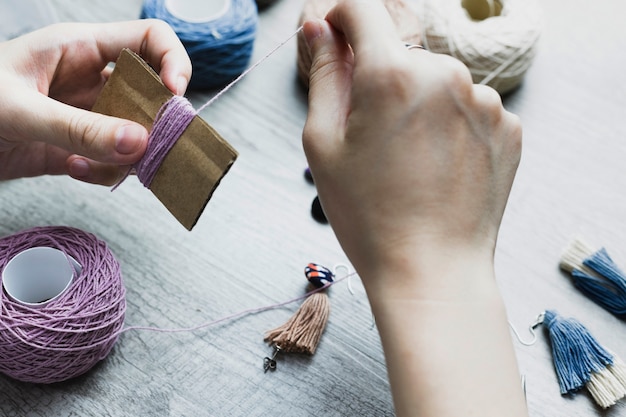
left=265, top=290, right=330, bottom=355
left=264, top=263, right=334, bottom=357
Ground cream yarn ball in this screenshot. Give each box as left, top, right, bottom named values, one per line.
left=422, top=0, right=542, bottom=94
left=296, top=0, right=423, bottom=88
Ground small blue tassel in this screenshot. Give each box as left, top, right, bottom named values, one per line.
left=543, top=310, right=613, bottom=393
left=542, top=310, right=626, bottom=408
left=560, top=238, right=626, bottom=315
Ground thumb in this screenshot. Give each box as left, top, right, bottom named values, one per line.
left=302, top=19, right=353, bottom=161
left=12, top=90, right=148, bottom=165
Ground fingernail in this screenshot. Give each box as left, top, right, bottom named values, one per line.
left=115, top=124, right=147, bottom=154
left=69, top=158, right=90, bottom=178
left=176, top=76, right=188, bottom=95
left=303, top=20, right=324, bottom=49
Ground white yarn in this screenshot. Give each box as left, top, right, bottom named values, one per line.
left=558, top=237, right=597, bottom=276
left=586, top=359, right=626, bottom=409
left=421, top=0, right=542, bottom=94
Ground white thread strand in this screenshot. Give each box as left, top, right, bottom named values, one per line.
left=197, top=26, right=303, bottom=113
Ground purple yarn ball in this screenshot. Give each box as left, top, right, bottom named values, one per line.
left=0, top=226, right=126, bottom=384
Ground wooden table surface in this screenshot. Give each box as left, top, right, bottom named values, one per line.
left=1, top=0, right=626, bottom=416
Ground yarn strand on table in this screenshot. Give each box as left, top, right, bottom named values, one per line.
left=0, top=226, right=354, bottom=384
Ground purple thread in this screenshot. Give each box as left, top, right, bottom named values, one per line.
left=119, top=274, right=350, bottom=336
left=196, top=26, right=302, bottom=113
left=0, top=226, right=354, bottom=383
left=0, top=226, right=125, bottom=384
left=136, top=95, right=197, bottom=187
left=112, top=27, right=304, bottom=191
left=0, top=29, right=338, bottom=384
left=112, top=95, right=197, bottom=190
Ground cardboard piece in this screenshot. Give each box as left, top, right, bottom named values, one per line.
left=93, top=49, right=238, bottom=230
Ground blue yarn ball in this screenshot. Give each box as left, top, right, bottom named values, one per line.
left=141, top=0, right=258, bottom=90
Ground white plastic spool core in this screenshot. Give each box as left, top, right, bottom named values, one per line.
left=165, top=0, right=231, bottom=23
left=2, top=247, right=81, bottom=308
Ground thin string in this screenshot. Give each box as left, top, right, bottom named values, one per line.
left=118, top=271, right=354, bottom=336
left=118, top=26, right=303, bottom=190
left=197, top=26, right=303, bottom=113
left=141, top=0, right=258, bottom=90
left=0, top=223, right=356, bottom=384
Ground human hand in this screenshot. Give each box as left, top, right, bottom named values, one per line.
left=302, top=0, right=522, bottom=294
left=302, top=3, right=526, bottom=416
left=0, top=20, right=191, bottom=185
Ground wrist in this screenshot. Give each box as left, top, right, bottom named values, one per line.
left=358, top=238, right=498, bottom=309
left=358, top=244, right=527, bottom=417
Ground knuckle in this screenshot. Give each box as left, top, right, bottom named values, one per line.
left=475, top=84, right=502, bottom=105
left=474, top=84, right=505, bottom=122
left=429, top=54, right=475, bottom=100
left=153, top=18, right=173, bottom=33
left=302, top=121, right=325, bottom=157
left=308, top=49, right=347, bottom=87
left=65, top=112, right=100, bottom=153
left=508, top=113, right=523, bottom=153
left=356, top=58, right=418, bottom=105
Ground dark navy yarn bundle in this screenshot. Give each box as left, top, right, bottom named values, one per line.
left=141, top=0, right=258, bottom=90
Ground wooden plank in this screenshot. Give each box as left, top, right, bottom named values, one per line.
left=1, top=0, right=626, bottom=415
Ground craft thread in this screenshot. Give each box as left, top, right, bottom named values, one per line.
left=111, top=26, right=302, bottom=192
left=137, top=95, right=197, bottom=188
left=541, top=310, right=626, bottom=408
left=511, top=310, right=626, bottom=409
left=264, top=263, right=334, bottom=356
left=141, top=0, right=258, bottom=90
left=0, top=226, right=353, bottom=383
left=296, top=0, right=422, bottom=88
left=560, top=238, right=626, bottom=316
left=0, top=226, right=125, bottom=384
left=421, top=0, right=542, bottom=94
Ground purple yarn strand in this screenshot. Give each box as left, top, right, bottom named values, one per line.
left=136, top=95, right=197, bottom=188
left=118, top=274, right=350, bottom=336
left=111, top=28, right=303, bottom=191
left=0, top=29, right=333, bottom=385
left=0, top=225, right=355, bottom=384
left=111, top=95, right=197, bottom=191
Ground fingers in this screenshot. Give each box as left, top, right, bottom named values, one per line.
left=0, top=144, right=129, bottom=185
left=0, top=143, right=125, bottom=186
left=8, top=89, right=148, bottom=166
left=40, top=20, right=192, bottom=96
left=35, top=20, right=188, bottom=163
left=94, top=19, right=192, bottom=95
left=0, top=19, right=191, bottom=183
left=301, top=19, right=353, bottom=161
left=325, top=0, right=403, bottom=63
left=24, top=20, right=191, bottom=95
left=67, top=155, right=129, bottom=186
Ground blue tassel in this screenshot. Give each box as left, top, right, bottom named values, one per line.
left=543, top=310, right=613, bottom=393
left=542, top=310, right=626, bottom=408
left=560, top=238, right=626, bottom=315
